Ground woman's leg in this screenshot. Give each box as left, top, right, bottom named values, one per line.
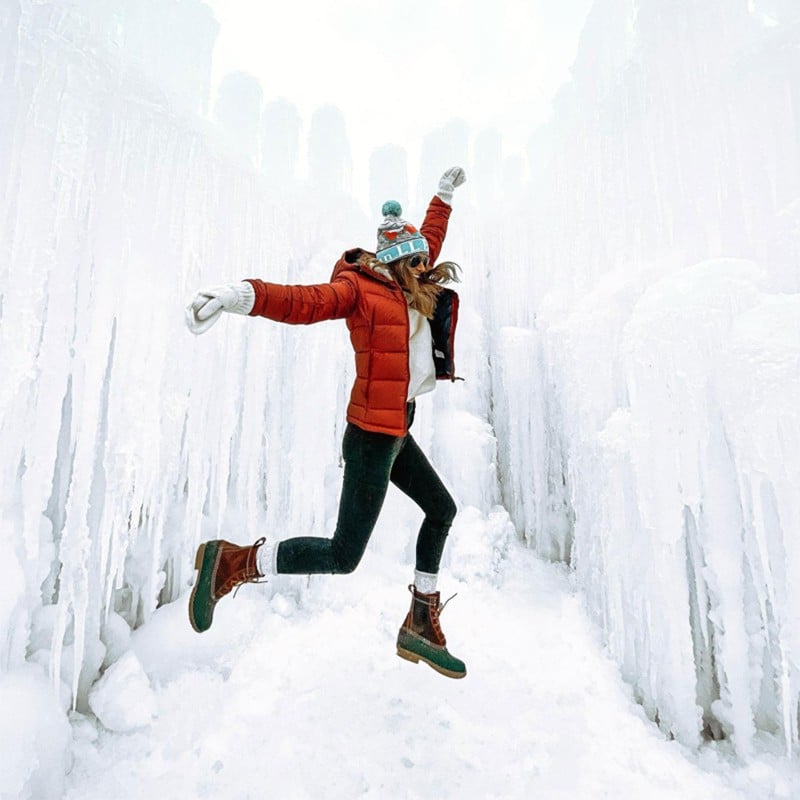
left=275, top=424, right=404, bottom=574
left=391, top=435, right=465, bottom=678
left=389, top=434, right=457, bottom=575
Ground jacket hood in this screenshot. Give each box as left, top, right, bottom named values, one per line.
left=331, top=248, right=396, bottom=287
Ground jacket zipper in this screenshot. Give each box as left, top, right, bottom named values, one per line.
left=360, top=262, right=413, bottom=436
left=400, top=289, right=411, bottom=436
left=447, top=292, right=460, bottom=381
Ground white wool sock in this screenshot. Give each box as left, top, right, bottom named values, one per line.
left=414, top=570, right=438, bottom=594
left=256, top=541, right=278, bottom=577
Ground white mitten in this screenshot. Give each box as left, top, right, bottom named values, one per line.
left=185, top=281, right=255, bottom=335
left=436, top=166, right=466, bottom=205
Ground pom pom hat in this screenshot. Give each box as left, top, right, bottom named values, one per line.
left=375, top=201, right=429, bottom=264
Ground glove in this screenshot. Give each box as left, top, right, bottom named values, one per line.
left=436, top=166, right=466, bottom=205
left=185, top=281, right=255, bottom=335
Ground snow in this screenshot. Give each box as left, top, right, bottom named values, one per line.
left=0, top=665, right=71, bottom=800
left=87, top=651, right=156, bottom=732
left=1, top=0, right=800, bottom=797
left=65, top=546, right=792, bottom=800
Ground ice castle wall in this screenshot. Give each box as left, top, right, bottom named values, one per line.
left=0, top=0, right=363, bottom=731
left=482, top=0, right=800, bottom=757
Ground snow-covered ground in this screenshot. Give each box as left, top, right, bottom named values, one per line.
left=64, top=539, right=799, bottom=799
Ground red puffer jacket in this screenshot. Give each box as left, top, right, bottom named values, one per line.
left=245, top=196, right=455, bottom=436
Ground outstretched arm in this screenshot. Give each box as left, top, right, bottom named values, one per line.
left=185, top=282, right=255, bottom=335
left=185, top=274, right=357, bottom=334
left=246, top=275, right=357, bottom=325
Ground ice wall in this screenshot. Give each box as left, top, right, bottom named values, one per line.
left=0, top=6, right=502, bottom=797
left=0, top=4, right=376, bottom=796
left=485, top=0, right=800, bottom=758
left=369, top=145, right=409, bottom=219
left=214, top=72, right=263, bottom=163
left=308, top=105, right=354, bottom=196
left=261, top=98, right=301, bottom=186
left=0, top=0, right=252, bottom=686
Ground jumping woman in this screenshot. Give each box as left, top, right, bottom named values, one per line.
left=184, top=167, right=467, bottom=678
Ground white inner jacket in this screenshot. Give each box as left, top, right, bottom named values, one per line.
left=375, top=265, right=436, bottom=402
left=406, top=303, right=436, bottom=401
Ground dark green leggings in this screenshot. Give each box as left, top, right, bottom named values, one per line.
left=276, top=406, right=456, bottom=575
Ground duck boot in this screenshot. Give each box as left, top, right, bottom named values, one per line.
left=396, top=585, right=466, bottom=679
left=189, top=537, right=266, bottom=633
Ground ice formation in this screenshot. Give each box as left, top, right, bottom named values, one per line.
left=1, top=0, right=799, bottom=795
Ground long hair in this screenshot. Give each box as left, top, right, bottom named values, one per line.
left=373, top=256, right=460, bottom=319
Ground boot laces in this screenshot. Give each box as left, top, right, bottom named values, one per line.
left=440, top=592, right=458, bottom=612
left=226, top=537, right=268, bottom=598
left=408, top=585, right=458, bottom=639
left=408, top=584, right=458, bottom=611
left=431, top=593, right=457, bottom=638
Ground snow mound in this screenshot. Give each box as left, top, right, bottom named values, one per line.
left=88, top=652, right=157, bottom=732
left=0, top=665, right=70, bottom=800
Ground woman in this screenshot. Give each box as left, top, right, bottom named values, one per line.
left=185, top=167, right=467, bottom=679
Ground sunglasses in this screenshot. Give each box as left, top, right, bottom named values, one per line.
left=409, top=255, right=430, bottom=270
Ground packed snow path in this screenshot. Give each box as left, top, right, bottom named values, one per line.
left=64, top=543, right=792, bottom=799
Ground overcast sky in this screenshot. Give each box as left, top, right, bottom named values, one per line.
left=205, top=0, right=592, bottom=190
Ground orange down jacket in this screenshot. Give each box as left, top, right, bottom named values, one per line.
left=245, top=195, right=455, bottom=437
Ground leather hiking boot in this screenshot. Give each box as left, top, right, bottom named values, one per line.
left=396, top=585, right=466, bottom=679
left=189, top=537, right=266, bottom=633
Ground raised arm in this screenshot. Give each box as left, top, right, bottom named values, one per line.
left=419, top=196, right=452, bottom=266
left=420, top=166, right=466, bottom=264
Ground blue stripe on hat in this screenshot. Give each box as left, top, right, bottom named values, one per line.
left=376, top=237, right=429, bottom=263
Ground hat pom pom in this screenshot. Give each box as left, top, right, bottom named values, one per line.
left=381, top=200, right=402, bottom=217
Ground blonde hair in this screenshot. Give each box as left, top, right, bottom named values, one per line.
left=376, top=256, right=460, bottom=319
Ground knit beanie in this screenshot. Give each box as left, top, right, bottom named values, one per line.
left=375, top=201, right=429, bottom=264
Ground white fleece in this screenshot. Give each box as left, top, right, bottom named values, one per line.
left=406, top=305, right=436, bottom=401
left=373, top=265, right=436, bottom=402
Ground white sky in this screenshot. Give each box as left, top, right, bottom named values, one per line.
left=205, top=0, right=592, bottom=195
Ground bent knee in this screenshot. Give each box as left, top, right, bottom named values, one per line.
left=445, top=497, right=458, bottom=525
left=430, top=494, right=457, bottom=528
left=331, top=546, right=363, bottom=575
